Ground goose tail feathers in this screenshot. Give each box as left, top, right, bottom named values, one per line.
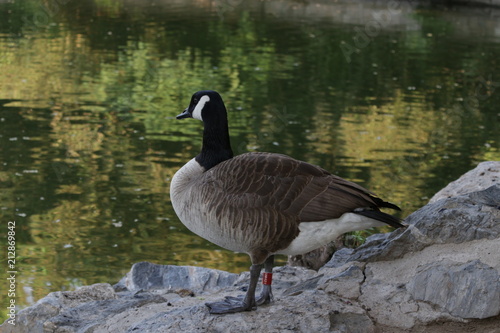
left=371, top=196, right=402, bottom=212
left=354, top=209, right=405, bottom=229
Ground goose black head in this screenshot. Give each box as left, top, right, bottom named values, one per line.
left=177, top=90, right=233, bottom=170
left=177, top=90, right=226, bottom=123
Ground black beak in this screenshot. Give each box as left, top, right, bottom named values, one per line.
left=176, top=108, right=191, bottom=119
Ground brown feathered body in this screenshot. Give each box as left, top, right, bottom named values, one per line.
left=170, top=151, right=401, bottom=265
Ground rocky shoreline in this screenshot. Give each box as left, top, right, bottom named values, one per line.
left=1, top=161, right=499, bottom=333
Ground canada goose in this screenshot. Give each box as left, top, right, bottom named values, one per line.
left=170, top=90, right=404, bottom=314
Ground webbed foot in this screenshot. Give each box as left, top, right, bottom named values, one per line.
left=206, top=296, right=255, bottom=314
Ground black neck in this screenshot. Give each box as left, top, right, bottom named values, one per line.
left=195, top=116, right=233, bottom=170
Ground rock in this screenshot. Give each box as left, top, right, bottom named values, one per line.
left=407, top=259, right=500, bottom=319
left=325, top=184, right=500, bottom=329
left=429, top=161, right=500, bottom=203
left=325, top=184, right=500, bottom=267
left=2, top=165, right=500, bottom=333
left=42, top=291, right=166, bottom=333
left=329, top=312, right=375, bottom=333
left=115, top=261, right=239, bottom=294
left=319, top=264, right=365, bottom=299
left=1, top=283, right=121, bottom=333
left=287, top=243, right=336, bottom=271
left=113, top=289, right=361, bottom=333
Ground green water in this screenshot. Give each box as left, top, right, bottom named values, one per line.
left=0, top=0, right=499, bottom=319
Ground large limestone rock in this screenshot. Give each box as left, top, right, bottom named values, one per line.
left=429, top=161, right=499, bottom=203
left=1, top=163, right=499, bottom=333
left=407, top=259, right=500, bottom=319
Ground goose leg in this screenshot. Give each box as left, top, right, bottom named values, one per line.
left=256, top=255, right=274, bottom=305
left=206, top=263, right=262, bottom=314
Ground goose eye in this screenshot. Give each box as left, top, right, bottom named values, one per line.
left=191, top=95, right=210, bottom=121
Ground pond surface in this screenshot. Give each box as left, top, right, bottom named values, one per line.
left=0, top=0, right=499, bottom=318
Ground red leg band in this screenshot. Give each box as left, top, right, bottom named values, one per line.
left=262, top=272, right=273, bottom=285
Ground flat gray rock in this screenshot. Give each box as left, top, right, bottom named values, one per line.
left=115, top=261, right=239, bottom=293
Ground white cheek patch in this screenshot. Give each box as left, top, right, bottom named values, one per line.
left=192, top=95, right=210, bottom=121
